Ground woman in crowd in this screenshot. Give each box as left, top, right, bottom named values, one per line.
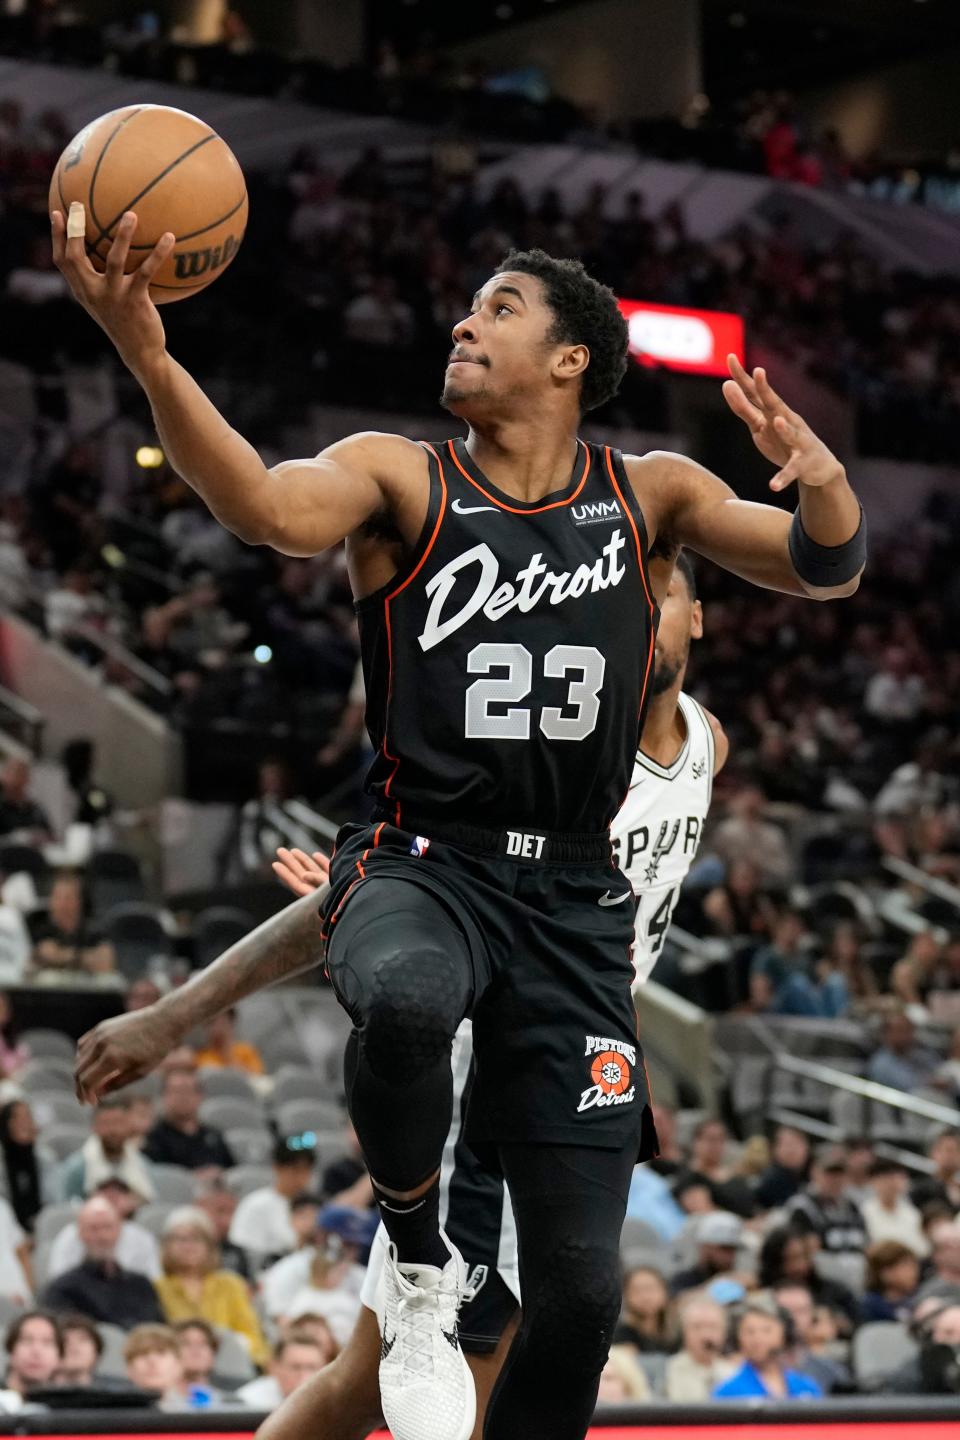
left=713, top=1300, right=822, bottom=1399
left=0, top=1099, right=45, bottom=1233
left=0, top=993, right=29, bottom=1078
left=860, top=1241, right=921, bottom=1324
left=758, top=1227, right=859, bottom=1333
left=612, top=1266, right=674, bottom=1354
left=155, top=1208, right=267, bottom=1367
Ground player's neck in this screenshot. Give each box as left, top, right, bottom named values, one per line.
left=464, top=416, right=580, bottom=503
left=640, top=684, right=687, bottom=767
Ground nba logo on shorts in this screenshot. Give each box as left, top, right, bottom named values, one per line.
left=409, top=835, right=431, bottom=857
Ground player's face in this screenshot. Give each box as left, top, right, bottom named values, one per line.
left=651, top=567, right=702, bottom=697
left=441, top=272, right=579, bottom=419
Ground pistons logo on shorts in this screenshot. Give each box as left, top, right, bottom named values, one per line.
left=578, top=1035, right=637, bottom=1114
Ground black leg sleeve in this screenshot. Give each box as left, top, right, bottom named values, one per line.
left=484, top=1139, right=636, bottom=1440
left=327, top=879, right=474, bottom=1192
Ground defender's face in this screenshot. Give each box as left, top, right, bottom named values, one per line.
left=651, top=568, right=702, bottom=697
left=442, top=271, right=561, bottom=419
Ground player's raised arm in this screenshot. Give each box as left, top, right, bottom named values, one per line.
left=52, top=206, right=420, bottom=557
left=632, top=357, right=865, bottom=600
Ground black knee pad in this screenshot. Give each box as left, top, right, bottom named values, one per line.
left=360, top=943, right=466, bottom=1085
left=521, top=1240, right=622, bottom=1377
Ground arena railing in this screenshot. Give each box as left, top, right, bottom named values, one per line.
left=3, top=1397, right=960, bottom=1436
left=0, top=682, right=44, bottom=755
left=882, top=856, right=960, bottom=921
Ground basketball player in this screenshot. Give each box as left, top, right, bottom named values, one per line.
left=58, top=208, right=865, bottom=1440
left=74, top=554, right=726, bottom=1440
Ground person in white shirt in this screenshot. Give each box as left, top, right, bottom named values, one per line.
left=236, top=1330, right=333, bottom=1411
left=48, top=1178, right=161, bottom=1281
left=665, top=1296, right=736, bottom=1402
left=861, top=1158, right=930, bottom=1258
left=260, top=1203, right=370, bottom=1331
left=0, top=1195, right=31, bottom=1304
left=229, top=1138, right=316, bottom=1266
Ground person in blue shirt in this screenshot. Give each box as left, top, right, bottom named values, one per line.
left=713, top=1300, right=823, bottom=1400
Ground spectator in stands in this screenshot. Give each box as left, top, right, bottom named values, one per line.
left=713, top=1300, right=822, bottom=1399
left=912, top=1129, right=960, bottom=1211
left=229, top=1135, right=317, bottom=1262
left=612, top=1265, right=673, bottom=1354
left=126, top=1090, right=156, bottom=1149
left=0, top=758, right=52, bottom=842
left=41, top=1195, right=165, bottom=1329
left=595, top=1347, right=651, bottom=1402
left=0, top=1099, right=45, bottom=1232
left=864, top=646, right=926, bottom=726
left=124, top=1324, right=189, bottom=1409
left=917, top=1221, right=960, bottom=1302
left=143, top=1067, right=235, bottom=1172
left=671, top=1212, right=747, bottom=1297
left=750, top=910, right=823, bottom=1017
left=773, top=1283, right=852, bottom=1393
left=261, top=1203, right=370, bottom=1345
left=194, top=1177, right=249, bottom=1279
left=50, top=1178, right=160, bottom=1281
left=862, top=1158, right=929, bottom=1257
left=648, top=1102, right=683, bottom=1176
left=753, top=1125, right=811, bottom=1209
left=861, top=1241, right=922, bottom=1323
left=126, top=979, right=163, bottom=1012
left=2, top=1311, right=63, bottom=1403
left=173, top=1319, right=222, bottom=1394
left=701, top=858, right=776, bottom=943
left=842, top=1136, right=877, bottom=1206
left=867, top=1011, right=942, bottom=1094
left=665, top=1296, right=736, bottom=1401
left=155, top=1207, right=268, bottom=1367
left=0, top=908, right=29, bottom=985
left=0, top=994, right=29, bottom=1078
left=914, top=1304, right=960, bottom=1395
left=0, top=1193, right=31, bottom=1305
left=193, top=1008, right=264, bottom=1076
left=29, top=870, right=116, bottom=975
left=787, top=1144, right=867, bottom=1256
left=238, top=759, right=317, bottom=878
left=236, top=1329, right=333, bottom=1409
left=707, top=784, right=794, bottom=887
left=320, top=1122, right=371, bottom=1204
left=58, top=1315, right=104, bottom=1387
left=757, top=1228, right=858, bottom=1333
left=59, top=1095, right=155, bottom=1203
left=672, top=1118, right=754, bottom=1217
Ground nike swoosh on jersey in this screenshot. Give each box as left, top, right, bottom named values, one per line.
left=598, top=889, right=633, bottom=906
left=451, top=498, right=499, bottom=515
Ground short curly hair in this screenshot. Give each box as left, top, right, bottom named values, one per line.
left=496, top=248, right=628, bottom=414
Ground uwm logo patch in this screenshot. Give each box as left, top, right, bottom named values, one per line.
left=570, top=498, right=622, bottom=528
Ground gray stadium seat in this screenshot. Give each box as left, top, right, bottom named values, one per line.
left=200, top=1096, right=265, bottom=1132
left=34, top=1201, right=80, bottom=1248
left=271, top=1067, right=335, bottom=1108
left=95, top=1322, right=129, bottom=1382
left=212, top=1327, right=257, bottom=1384
left=637, top=1351, right=667, bottom=1396
left=275, top=1099, right=344, bottom=1137
left=620, top=1245, right=671, bottom=1277
left=815, top=1250, right=866, bottom=1296
left=19, top=1061, right=76, bottom=1094
left=28, top=1091, right=87, bottom=1126
left=225, top=1164, right=275, bottom=1198
left=20, top=1028, right=75, bottom=1060
left=257, top=1035, right=311, bottom=1071
left=853, top=1322, right=918, bottom=1391
left=37, top=1121, right=90, bottom=1161
left=103, top=902, right=174, bottom=978
left=225, top=1128, right=274, bottom=1165
left=0, top=1297, right=25, bottom=1330
left=193, top=907, right=255, bottom=968
left=150, top=1164, right=198, bottom=1203
left=136, top=1202, right=177, bottom=1238
left=87, top=849, right=145, bottom=912
left=620, top=1217, right=664, bottom=1252
left=198, top=1068, right=258, bottom=1102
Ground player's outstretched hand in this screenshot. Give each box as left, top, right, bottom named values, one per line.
left=272, top=846, right=331, bottom=897
left=721, top=355, right=844, bottom=492
left=75, top=1006, right=181, bottom=1103
left=51, top=203, right=173, bottom=377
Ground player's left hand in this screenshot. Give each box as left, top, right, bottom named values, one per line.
left=722, top=355, right=844, bottom=491
left=272, top=846, right=330, bottom=896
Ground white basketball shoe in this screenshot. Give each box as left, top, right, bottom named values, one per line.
left=376, top=1232, right=476, bottom=1440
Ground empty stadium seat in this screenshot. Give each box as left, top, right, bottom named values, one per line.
left=620, top=1217, right=664, bottom=1252
left=852, top=1321, right=917, bottom=1391
left=136, top=1202, right=176, bottom=1238
left=193, top=906, right=255, bottom=968
left=34, top=1202, right=80, bottom=1248
left=102, top=902, right=174, bottom=978
left=0, top=843, right=48, bottom=880
left=225, top=1164, right=274, bottom=1197
left=150, top=1164, right=198, bottom=1203
left=95, top=1323, right=129, bottom=1382
left=197, top=1068, right=258, bottom=1102
left=275, top=1099, right=345, bottom=1136
left=200, top=1096, right=265, bottom=1133
left=20, top=1027, right=75, bottom=1060
left=87, top=848, right=145, bottom=912
left=225, top=1127, right=274, bottom=1164
left=815, top=1250, right=866, bottom=1295
left=212, top=1327, right=257, bottom=1384
left=36, top=1121, right=90, bottom=1161
left=28, top=1091, right=88, bottom=1126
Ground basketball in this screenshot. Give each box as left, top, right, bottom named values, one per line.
left=48, top=103, right=247, bottom=304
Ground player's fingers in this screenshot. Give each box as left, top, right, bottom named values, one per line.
left=129, top=230, right=175, bottom=288
left=754, top=367, right=800, bottom=422
left=773, top=413, right=801, bottom=445
left=727, top=353, right=762, bottom=404
left=770, top=460, right=800, bottom=492
left=105, top=211, right=137, bottom=283
left=721, top=380, right=764, bottom=432
left=51, top=209, right=66, bottom=267
left=271, top=860, right=313, bottom=897
left=62, top=202, right=98, bottom=279
left=312, top=851, right=331, bottom=875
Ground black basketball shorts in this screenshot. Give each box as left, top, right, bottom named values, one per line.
left=321, top=817, right=658, bottom=1160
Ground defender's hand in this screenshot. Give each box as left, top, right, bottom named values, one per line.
left=51, top=205, right=173, bottom=378
left=722, top=356, right=844, bottom=491
left=272, top=846, right=331, bottom=897
left=75, top=1006, right=181, bottom=1103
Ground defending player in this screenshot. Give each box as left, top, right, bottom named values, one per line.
left=73, top=550, right=722, bottom=1440
left=57, top=208, right=864, bottom=1440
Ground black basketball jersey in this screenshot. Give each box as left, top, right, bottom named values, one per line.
left=356, top=436, right=658, bottom=836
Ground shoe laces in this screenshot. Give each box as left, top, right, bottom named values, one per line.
left=390, top=1259, right=475, bottom=1381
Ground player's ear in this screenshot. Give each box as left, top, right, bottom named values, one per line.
left=553, top=343, right=589, bottom=384
left=691, top=599, right=703, bottom=641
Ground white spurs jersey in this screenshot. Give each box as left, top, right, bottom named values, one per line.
left=611, top=691, right=716, bottom=986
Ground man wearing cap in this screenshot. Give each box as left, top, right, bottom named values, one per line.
left=786, top=1144, right=867, bottom=1256
left=670, top=1212, right=749, bottom=1298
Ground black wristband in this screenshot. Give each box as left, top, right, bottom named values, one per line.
left=788, top=504, right=866, bottom=588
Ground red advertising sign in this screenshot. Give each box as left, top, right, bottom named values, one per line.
left=617, top=299, right=745, bottom=377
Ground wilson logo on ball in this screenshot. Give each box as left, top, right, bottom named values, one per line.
left=174, top=232, right=242, bottom=281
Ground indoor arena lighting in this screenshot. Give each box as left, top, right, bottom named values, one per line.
left=135, top=445, right=165, bottom=468
left=253, top=645, right=273, bottom=664
left=617, top=299, right=745, bottom=377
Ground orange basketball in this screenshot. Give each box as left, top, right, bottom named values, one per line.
left=49, top=103, right=247, bottom=304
